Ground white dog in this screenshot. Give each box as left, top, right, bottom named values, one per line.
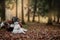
left=12, top=22, right=27, bottom=34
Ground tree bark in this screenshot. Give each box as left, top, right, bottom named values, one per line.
left=27, top=8, right=30, bottom=22
left=32, top=0, right=37, bottom=22
left=47, top=0, right=53, bottom=25
left=21, top=0, right=25, bottom=24
left=16, top=0, right=18, bottom=17
left=27, top=0, right=30, bottom=22
left=1, top=0, right=5, bottom=21
left=57, top=9, right=60, bottom=23
left=47, top=11, right=52, bottom=25
left=38, top=14, right=40, bottom=23
left=56, top=0, right=60, bottom=24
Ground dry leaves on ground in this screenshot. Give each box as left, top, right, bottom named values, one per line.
left=0, top=23, right=60, bottom=40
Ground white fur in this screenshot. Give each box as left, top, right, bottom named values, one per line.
left=0, top=22, right=4, bottom=27
left=10, top=24, right=14, bottom=27
left=12, top=22, right=27, bottom=34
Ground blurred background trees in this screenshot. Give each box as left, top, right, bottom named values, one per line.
left=0, top=0, right=60, bottom=24
left=0, top=0, right=5, bottom=21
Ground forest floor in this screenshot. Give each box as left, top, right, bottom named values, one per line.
left=0, top=22, right=60, bottom=40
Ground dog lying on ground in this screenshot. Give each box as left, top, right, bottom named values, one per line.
left=12, top=22, right=27, bottom=34
left=0, top=20, right=27, bottom=34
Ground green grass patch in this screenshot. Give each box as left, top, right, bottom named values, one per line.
left=23, top=25, right=28, bottom=29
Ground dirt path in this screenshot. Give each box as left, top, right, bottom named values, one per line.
left=0, top=23, right=60, bottom=40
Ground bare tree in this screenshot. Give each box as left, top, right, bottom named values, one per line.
left=21, top=0, right=25, bottom=24
left=32, top=0, right=37, bottom=22
left=16, top=0, right=18, bottom=17
left=27, top=0, right=30, bottom=22
left=0, top=0, right=5, bottom=21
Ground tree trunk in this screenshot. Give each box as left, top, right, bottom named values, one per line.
left=47, top=16, right=52, bottom=25
left=47, top=13, right=52, bottom=25
left=57, top=9, right=60, bottom=23
left=27, top=8, right=30, bottom=22
left=38, top=14, right=40, bottom=23
left=53, top=10, right=56, bottom=22
left=32, top=0, right=37, bottom=22
left=53, top=15, right=55, bottom=22
left=1, top=0, right=5, bottom=21
left=56, top=1, right=60, bottom=24
left=27, top=0, right=30, bottom=22
left=21, top=0, right=25, bottom=24
left=16, top=0, right=18, bottom=17
left=57, top=17, right=59, bottom=23
left=47, top=0, right=53, bottom=25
